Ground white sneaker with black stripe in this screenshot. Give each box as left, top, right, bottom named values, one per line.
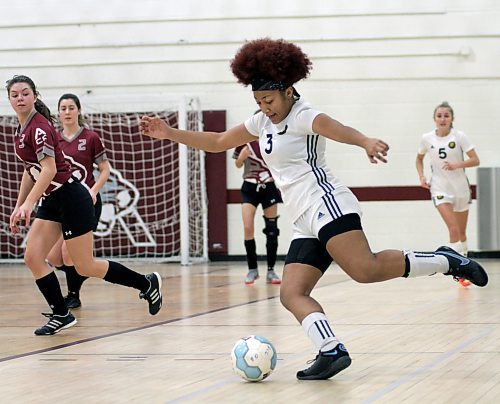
left=34, top=312, right=77, bottom=336
left=140, top=272, right=163, bottom=315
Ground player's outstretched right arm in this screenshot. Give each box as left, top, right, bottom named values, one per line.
left=140, top=116, right=255, bottom=153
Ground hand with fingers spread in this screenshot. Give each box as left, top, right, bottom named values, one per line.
left=363, top=138, right=389, bottom=164
left=140, top=116, right=171, bottom=140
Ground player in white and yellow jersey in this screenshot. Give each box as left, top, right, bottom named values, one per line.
left=416, top=101, right=480, bottom=286
left=141, top=39, right=488, bottom=381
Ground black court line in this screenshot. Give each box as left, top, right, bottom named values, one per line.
left=0, top=277, right=351, bottom=364
left=0, top=295, right=279, bottom=363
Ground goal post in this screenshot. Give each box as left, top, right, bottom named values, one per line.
left=0, top=94, right=208, bottom=264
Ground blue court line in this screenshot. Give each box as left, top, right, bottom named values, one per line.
left=362, top=327, right=494, bottom=403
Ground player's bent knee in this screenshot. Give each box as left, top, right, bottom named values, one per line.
left=279, top=287, right=295, bottom=311
left=24, top=250, right=45, bottom=270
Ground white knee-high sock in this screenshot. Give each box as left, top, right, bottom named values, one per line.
left=301, top=312, right=339, bottom=352
left=460, top=240, right=468, bottom=256
left=403, top=250, right=449, bottom=277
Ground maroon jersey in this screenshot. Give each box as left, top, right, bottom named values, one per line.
left=233, top=140, right=273, bottom=183
left=59, top=127, right=108, bottom=188
left=14, top=111, right=72, bottom=196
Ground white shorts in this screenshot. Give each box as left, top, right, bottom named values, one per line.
left=431, top=190, right=471, bottom=212
left=291, top=187, right=362, bottom=240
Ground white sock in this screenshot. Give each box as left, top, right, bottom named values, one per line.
left=301, top=312, right=339, bottom=352
left=449, top=241, right=462, bottom=252
left=404, top=250, right=449, bottom=277
left=460, top=240, right=468, bottom=256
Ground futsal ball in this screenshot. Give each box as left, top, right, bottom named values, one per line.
left=231, top=335, right=277, bottom=382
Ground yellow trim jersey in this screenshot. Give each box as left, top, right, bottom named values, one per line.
left=418, top=129, right=474, bottom=199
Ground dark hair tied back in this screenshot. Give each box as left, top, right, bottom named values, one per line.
left=6, top=74, right=55, bottom=124
left=58, top=93, right=85, bottom=126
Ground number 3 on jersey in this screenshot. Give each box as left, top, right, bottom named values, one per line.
left=264, top=133, right=273, bottom=154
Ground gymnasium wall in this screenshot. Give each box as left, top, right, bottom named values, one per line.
left=0, top=0, right=499, bottom=256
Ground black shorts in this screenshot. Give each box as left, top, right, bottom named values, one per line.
left=36, top=180, right=96, bottom=240
left=285, top=213, right=363, bottom=273
left=241, top=181, right=282, bottom=209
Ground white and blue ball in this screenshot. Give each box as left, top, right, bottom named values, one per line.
left=231, top=335, right=277, bottom=382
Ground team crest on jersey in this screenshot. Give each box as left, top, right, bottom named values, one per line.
left=436, top=195, right=444, bottom=200
left=448, top=141, right=456, bottom=149
left=35, top=128, right=47, bottom=145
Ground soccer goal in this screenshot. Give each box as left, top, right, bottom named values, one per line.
left=0, top=95, right=208, bottom=265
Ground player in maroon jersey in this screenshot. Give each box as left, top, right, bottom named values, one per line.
left=46, top=93, right=111, bottom=309
left=233, top=140, right=282, bottom=284
left=7, top=75, right=163, bottom=335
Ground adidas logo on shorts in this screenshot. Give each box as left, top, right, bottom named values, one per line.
left=317, top=211, right=325, bottom=220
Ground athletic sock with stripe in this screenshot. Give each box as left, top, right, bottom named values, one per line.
left=301, top=312, right=340, bottom=352
left=403, top=250, right=449, bottom=277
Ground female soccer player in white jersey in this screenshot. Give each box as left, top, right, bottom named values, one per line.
left=46, top=93, right=111, bottom=308
left=416, top=102, right=480, bottom=273
left=7, top=75, right=162, bottom=335
left=140, top=38, right=488, bottom=380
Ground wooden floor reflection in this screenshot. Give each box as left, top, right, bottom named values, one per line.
left=0, top=260, right=499, bottom=403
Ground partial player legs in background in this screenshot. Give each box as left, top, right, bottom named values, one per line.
left=263, top=215, right=281, bottom=284
left=56, top=265, right=87, bottom=308
left=244, top=239, right=259, bottom=284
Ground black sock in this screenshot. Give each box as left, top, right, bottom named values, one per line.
left=64, top=265, right=88, bottom=296
left=35, top=272, right=67, bottom=315
left=266, top=241, right=278, bottom=270
left=104, top=261, right=149, bottom=292
left=244, top=239, right=258, bottom=270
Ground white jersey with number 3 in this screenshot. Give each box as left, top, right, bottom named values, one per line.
left=244, top=99, right=360, bottom=222
left=418, top=129, right=474, bottom=198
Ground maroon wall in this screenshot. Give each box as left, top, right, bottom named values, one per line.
left=202, top=111, right=228, bottom=257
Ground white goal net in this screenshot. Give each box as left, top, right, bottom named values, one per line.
left=0, top=96, right=208, bottom=264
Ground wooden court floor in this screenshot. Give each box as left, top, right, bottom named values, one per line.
left=0, top=259, right=499, bottom=403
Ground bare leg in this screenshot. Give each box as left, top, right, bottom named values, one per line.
left=280, top=263, right=323, bottom=322
left=326, top=230, right=405, bottom=283
left=436, top=203, right=461, bottom=243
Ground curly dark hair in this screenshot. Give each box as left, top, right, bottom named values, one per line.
left=230, top=38, right=312, bottom=87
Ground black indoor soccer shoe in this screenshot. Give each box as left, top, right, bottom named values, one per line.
left=436, top=246, right=488, bottom=287
left=297, top=343, right=352, bottom=380
left=64, top=293, right=82, bottom=309
left=34, top=312, right=77, bottom=336
left=140, top=272, right=163, bottom=315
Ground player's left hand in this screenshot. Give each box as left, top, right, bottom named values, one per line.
left=140, top=116, right=170, bottom=140
left=364, top=138, right=389, bottom=164
left=442, top=161, right=456, bottom=170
